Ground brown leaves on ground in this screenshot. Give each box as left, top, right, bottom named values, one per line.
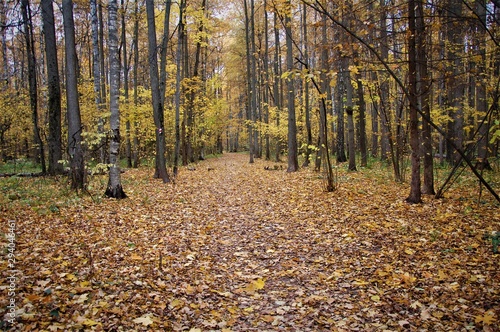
left=1, top=153, right=499, bottom=331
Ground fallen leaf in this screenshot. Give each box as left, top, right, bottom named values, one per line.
left=133, top=314, right=154, bottom=326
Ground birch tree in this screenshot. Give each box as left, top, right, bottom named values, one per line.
left=105, top=0, right=127, bottom=198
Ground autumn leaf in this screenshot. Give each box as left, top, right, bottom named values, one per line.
left=1, top=153, right=498, bottom=331
left=133, top=314, right=154, bottom=326
left=475, top=310, right=497, bottom=325
left=130, top=253, right=142, bottom=260
left=82, top=319, right=100, bottom=327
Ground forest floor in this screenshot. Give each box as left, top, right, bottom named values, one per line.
left=1, top=153, right=499, bottom=331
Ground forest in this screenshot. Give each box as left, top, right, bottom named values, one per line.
left=0, top=0, right=499, bottom=330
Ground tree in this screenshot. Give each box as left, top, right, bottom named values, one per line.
left=159, top=0, right=172, bottom=107
left=285, top=0, right=299, bottom=172
left=445, top=0, right=465, bottom=166
left=416, top=0, right=434, bottom=194
left=41, top=0, right=63, bottom=175
left=405, top=0, right=422, bottom=204
left=21, top=0, right=45, bottom=174
left=301, top=2, right=312, bottom=167
left=273, top=10, right=282, bottom=163
left=90, top=0, right=107, bottom=165
left=62, top=0, right=85, bottom=189
left=146, top=0, right=170, bottom=182
left=244, top=0, right=255, bottom=164
left=132, top=0, right=140, bottom=168
left=105, top=0, right=127, bottom=198
left=173, top=0, right=186, bottom=175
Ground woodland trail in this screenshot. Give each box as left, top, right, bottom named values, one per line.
left=1, top=153, right=499, bottom=331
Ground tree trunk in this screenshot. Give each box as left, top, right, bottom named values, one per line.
left=21, top=0, right=45, bottom=174
left=132, top=0, right=140, bottom=168
left=98, top=2, right=106, bottom=107
left=475, top=0, right=490, bottom=170
left=273, top=11, right=281, bottom=163
left=173, top=0, right=185, bottom=175
left=345, top=69, right=357, bottom=171
left=62, top=0, right=85, bottom=189
left=244, top=0, right=255, bottom=163
left=146, top=0, right=170, bottom=182
left=446, top=0, right=464, bottom=166
left=159, top=0, right=172, bottom=107
left=90, top=0, right=106, bottom=165
left=263, top=0, right=271, bottom=161
left=41, top=0, right=63, bottom=175
left=406, top=0, right=422, bottom=204
left=316, top=11, right=327, bottom=172
left=355, top=68, right=367, bottom=167
left=285, top=0, right=299, bottom=172
left=336, top=58, right=348, bottom=163
left=301, top=3, right=312, bottom=167
left=105, top=0, right=127, bottom=198
left=1, top=0, right=8, bottom=87
left=416, top=0, right=434, bottom=194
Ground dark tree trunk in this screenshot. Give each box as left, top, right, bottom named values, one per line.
left=62, top=0, right=85, bottom=189
left=356, top=69, right=367, bottom=167
left=273, top=11, right=281, bottom=163
left=91, top=0, right=106, bottom=164
left=406, top=0, right=422, bottom=204
left=159, top=0, right=172, bottom=107
left=121, top=0, right=132, bottom=168
left=21, top=0, right=45, bottom=174
left=285, top=0, right=298, bottom=172
left=146, top=0, right=170, bottom=182
left=244, top=0, right=255, bottom=163
left=173, top=0, right=185, bottom=175
left=132, top=0, right=140, bottom=168
left=302, top=3, right=312, bottom=167
left=336, top=58, right=348, bottom=163
left=346, top=70, right=357, bottom=171
left=445, top=0, right=464, bottom=166
left=263, top=0, right=271, bottom=161
left=41, top=0, right=63, bottom=175
left=416, top=0, right=434, bottom=194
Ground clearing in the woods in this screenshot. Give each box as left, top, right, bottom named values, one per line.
left=1, top=153, right=499, bottom=331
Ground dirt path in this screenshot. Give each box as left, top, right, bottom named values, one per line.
left=2, top=153, right=499, bottom=331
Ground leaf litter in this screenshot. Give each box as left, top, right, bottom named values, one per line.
left=1, top=153, right=499, bottom=331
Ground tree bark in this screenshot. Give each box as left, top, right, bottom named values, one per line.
left=445, top=0, right=465, bottom=166
left=285, top=0, right=299, bottom=172
left=41, top=0, right=63, bottom=175
left=263, top=0, right=271, bottom=161
left=355, top=68, right=367, bottom=167
left=21, top=0, right=45, bottom=174
left=173, top=0, right=185, bottom=175
left=345, top=69, right=357, bottom=171
left=416, top=0, right=434, bottom=194
left=301, top=3, right=312, bottom=167
left=336, top=57, right=348, bottom=163
left=406, top=0, right=422, bottom=204
left=273, top=11, right=282, bottom=162
left=159, top=0, right=172, bottom=107
left=105, top=0, right=127, bottom=198
left=146, top=0, right=170, bottom=182
left=132, top=0, right=140, bottom=168
left=62, top=0, right=85, bottom=189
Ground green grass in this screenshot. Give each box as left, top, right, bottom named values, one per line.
left=0, top=159, right=42, bottom=174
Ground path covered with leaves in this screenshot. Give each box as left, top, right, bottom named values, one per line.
left=1, top=153, right=499, bottom=331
